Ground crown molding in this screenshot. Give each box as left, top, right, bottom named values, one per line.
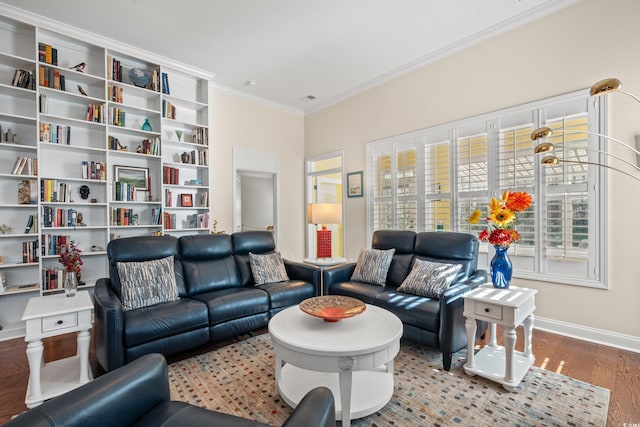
left=210, top=82, right=305, bottom=117
left=0, top=2, right=214, bottom=81
left=304, top=0, right=581, bottom=115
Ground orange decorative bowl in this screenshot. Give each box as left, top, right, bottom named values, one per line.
left=299, top=296, right=366, bottom=322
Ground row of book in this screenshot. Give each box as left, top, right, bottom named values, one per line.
left=38, top=66, right=66, bottom=91
left=24, top=214, right=38, bottom=234
left=185, top=149, right=208, bottom=166
left=42, top=267, right=66, bottom=291
left=41, top=179, right=72, bottom=202
left=39, top=122, right=71, bottom=144
left=86, top=103, right=105, bottom=123
left=196, top=212, right=210, bottom=229
left=42, top=206, right=79, bottom=228
left=151, top=207, right=162, bottom=225
left=113, top=181, right=137, bottom=201
left=162, top=100, right=176, bottom=119
left=164, top=212, right=177, bottom=230
left=81, top=161, right=106, bottom=180
left=41, top=233, right=70, bottom=256
left=108, top=107, right=126, bottom=127
left=38, top=42, right=59, bottom=65
left=18, top=180, right=37, bottom=205
left=163, top=166, right=180, bottom=185
left=11, top=69, right=35, bottom=89
left=192, top=127, right=208, bottom=145
left=109, top=84, right=124, bottom=103
left=110, top=207, right=135, bottom=226
left=23, top=239, right=39, bottom=263
left=11, top=157, right=37, bottom=176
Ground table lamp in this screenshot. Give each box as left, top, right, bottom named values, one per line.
left=308, top=203, right=342, bottom=258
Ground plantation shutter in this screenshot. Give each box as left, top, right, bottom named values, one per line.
left=456, top=131, right=488, bottom=246
left=497, top=121, right=536, bottom=261
left=397, top=147, right=417, bottom=230
left=372, top=149, right=393, bottom=230
left=424, top=140, right=451, bottom=231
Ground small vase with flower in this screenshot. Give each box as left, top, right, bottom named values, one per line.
left=58, top=241, right=83, bottom=297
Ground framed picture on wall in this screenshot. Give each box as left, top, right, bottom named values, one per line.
left=180, top=193, right=193, bottom=207
left=347, top=171, right=363, bottom=198
left=114, top=165, right=149, bottom=191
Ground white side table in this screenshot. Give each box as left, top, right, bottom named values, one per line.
left=463, top=285, right=537, bottom=391
left=303, top=257, right=347, bottom=295
left=21, top=290, right=94, bottom=408
left=269, top=304, right=402, bottom=427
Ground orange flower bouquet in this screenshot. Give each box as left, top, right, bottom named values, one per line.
left=469, top=191, right=532, bottom=248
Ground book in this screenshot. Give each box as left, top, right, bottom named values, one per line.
left=25, top=214, right=34, bottom=234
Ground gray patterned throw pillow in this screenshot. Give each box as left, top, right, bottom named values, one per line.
left=397, top=258, right=462, bottom=299
left=249, top=252, right=289, bottom=285
left=350, top=248, right=395, bottom=286
left=117, top=255, right=180, bottom=311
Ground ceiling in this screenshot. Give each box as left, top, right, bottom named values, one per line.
left=2, top=0, right=576, bottom=115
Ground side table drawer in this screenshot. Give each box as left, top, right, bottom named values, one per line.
left=42, top=313, right=78, bottom=332
left=475, top=303, right=503, bottom=321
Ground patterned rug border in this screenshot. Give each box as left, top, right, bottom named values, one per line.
left=168, top=334, right=610, bottom=426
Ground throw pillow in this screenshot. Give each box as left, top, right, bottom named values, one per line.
left=249, top=252, right=289, bottom=285
left=350, top=248, right=395, bottom=286
left=397, top=258, right=462, bottom=299
left=117, top=255, right=180, bottom=311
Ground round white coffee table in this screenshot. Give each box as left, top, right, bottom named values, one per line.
left=269, top=304, right=402, bottom=427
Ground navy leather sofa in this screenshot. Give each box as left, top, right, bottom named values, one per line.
left=94, top=231, right=319, bottom=372
left=5, top=353, right=335, bottom=427
left=323, top=230, right=487, bottom=371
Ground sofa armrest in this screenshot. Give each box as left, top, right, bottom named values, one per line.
left=322, top=262, right=356, bottom=294
left=94, top=278, right=126, bottom=372
left=5, top=354, right=169, bottom=427
left=282, top=387, right=335, bottom=427
left=284, top=260, right=321, bottom=293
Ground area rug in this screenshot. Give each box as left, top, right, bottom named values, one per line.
left=168, top=334, right=609, bottom=426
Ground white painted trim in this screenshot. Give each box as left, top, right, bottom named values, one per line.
left=210, top=82, right=304, bottom=117
left=535, top=316, right=640, bottom=353
left=304, top=0, right=581, bottom=115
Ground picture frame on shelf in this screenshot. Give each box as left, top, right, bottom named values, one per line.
left=114, top=165, right=149, bottom=191
left=347, top=171, right=364, bottom=198
left=180, top=193, right=193, bottom=207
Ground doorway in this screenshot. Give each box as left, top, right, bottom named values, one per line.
left=233, top=147, right=279, bottom=242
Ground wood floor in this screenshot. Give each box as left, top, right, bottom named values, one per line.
left=0, top=327, right=637, bottom=426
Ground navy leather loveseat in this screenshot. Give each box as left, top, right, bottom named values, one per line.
left=5, top=353, right=335, bottom=427
left=94, top=231, right=319, bottom=372
left=323, top=230, right=487, bottom=371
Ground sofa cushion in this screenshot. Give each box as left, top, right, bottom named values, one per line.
left=123, top=298, right=209, bottom=347
left=328, top=281, right=387, bottom=304
left=350, top=248, right=395, bottom=286
left=414, top=232, right=478, bottom=279
left=372, top=230, right=416, bottom=287
left=117, top=256, right=180, bottom=311
left=397, top=259, right=462, bottom=299
left=232, top=231, right=278, bottom=286
left=191, top=287, right=270, bottom=325
left=259, top=280, right=316, bottom=310
left=249, top=252, right=289, bottom=285
left=373, top=291, right=440, bottom=331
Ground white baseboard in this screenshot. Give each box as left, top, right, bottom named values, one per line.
left=535, top=316, right=640, bottom=353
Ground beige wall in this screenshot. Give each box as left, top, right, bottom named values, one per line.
left=210, top=89, right=305, bottom=261
left=304, top=0, right=640, bottom=341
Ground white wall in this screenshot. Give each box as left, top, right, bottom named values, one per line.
left=304, top=0, right=640, bottom=344
left=210, top=89, right=305, bottom=261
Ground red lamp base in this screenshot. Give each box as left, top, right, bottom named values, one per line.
left=317, top=227, right=332, bottom=258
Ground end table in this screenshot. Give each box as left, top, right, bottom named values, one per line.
left=303, top=257, right=347, bottom=295
left=463, top=285, right=537, bottom=391
left=21, top=290, right=94, bottom=408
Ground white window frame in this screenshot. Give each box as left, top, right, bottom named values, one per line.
left=365, top=89, right=608, bottom=289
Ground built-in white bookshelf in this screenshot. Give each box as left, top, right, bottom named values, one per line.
left=0, top=9, right=212, bottom=340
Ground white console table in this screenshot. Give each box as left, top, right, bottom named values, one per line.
left=22, top=290, right=94, bottom=408
left=463, top=285, right=537, bottom=391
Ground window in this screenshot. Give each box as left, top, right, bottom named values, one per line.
left=366, top=90, right=606, bottom=288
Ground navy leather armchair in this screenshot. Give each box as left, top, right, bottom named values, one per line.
left=4, top=353, right=335, bottom=427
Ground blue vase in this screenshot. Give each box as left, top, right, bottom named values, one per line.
left=141, top=118, right=152, bottom=131
left=490, top=245, right=512, bottom=289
